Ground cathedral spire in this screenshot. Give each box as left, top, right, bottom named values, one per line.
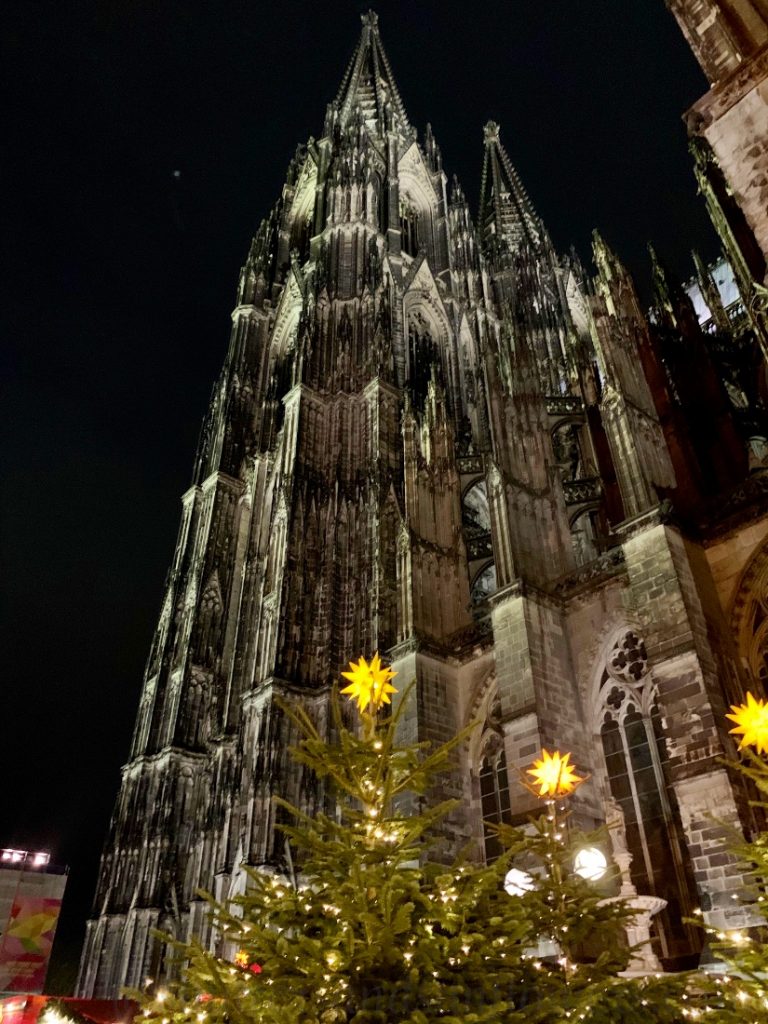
left=478, top=120, right=540, bottom=256
left=666, top=0, right=768, bottom=84
left=332, top=11, right=410, bottom=134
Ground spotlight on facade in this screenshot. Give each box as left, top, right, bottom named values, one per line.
left=573, top=846, right=608, bottom=882
left=503, top=867, right=536, bottom=896
left=0, top=848, right=51, bottom=868
left=2, top=849, right=26, bottom=864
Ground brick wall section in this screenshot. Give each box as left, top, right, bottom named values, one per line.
left=675, top=770, right=760, bottom=930
left=490, top=587, right=601, bottom=821
left=623, top=521, right=756, bottom=928
left=390, top=647, right=472, bottom=859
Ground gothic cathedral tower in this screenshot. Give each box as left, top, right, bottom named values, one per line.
left=78, top=11, right=768, bottom=994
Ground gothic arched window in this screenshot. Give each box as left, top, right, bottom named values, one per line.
left=471, top=563, right=497, bottom=604
left=479, top=735, right=511, bottom=863
left=570, top=509, right=600, bottom=568
left=597, top=630, right=701, bottom=968
left=731, top=539, right=768, bottom=689
left=400, top=200, right=418, bottom=257
left=197, top=574, right=222, bottom=668
left=289, top=215, right=312, bottom=262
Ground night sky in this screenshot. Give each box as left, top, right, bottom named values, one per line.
left=2, top=0, right=714, bottom=992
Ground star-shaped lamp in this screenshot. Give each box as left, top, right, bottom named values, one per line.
left=527, top=749, right=584, bottom=799
left=340, top=653, right=397, bottom=713
left=727, top=692, right=768, bottom=755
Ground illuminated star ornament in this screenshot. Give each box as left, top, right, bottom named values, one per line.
left=340, top=653, right=397, bottom=712
left=727, top=692, right=768, bottom=755
left=234, top=950, right=262, bottom=974
left=527, top=749, right=584, bottom=798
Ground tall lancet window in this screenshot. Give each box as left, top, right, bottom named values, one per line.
left=399, top=200, right=418, bottom=257
left=597, top=630, right=701, bottom=968
left=478, top=703, right=511, bottom=863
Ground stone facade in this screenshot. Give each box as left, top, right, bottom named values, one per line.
left=78, top=10, right=768, bottom=994
left=667, top=0, right=768, bottom=352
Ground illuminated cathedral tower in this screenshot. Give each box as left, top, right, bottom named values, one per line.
left=78, top=11, right=768, bottom=994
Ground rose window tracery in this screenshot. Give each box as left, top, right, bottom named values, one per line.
left=608, top=630, right=648, bottom=684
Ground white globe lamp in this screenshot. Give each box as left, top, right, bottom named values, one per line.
left=573, top=846, right=608, bottom=882
left=504, top=867, right=535, bottom=896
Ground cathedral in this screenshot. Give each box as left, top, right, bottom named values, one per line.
left=77, top=3, right=768, bottom=994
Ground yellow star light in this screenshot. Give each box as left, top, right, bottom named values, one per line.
left=527, top=749, right=584, bottom=798
left=233, top=950, right=249, bottom=968
left=727, top=692, right=768, bottom=755
left=340, top=653, right=397, bottom=712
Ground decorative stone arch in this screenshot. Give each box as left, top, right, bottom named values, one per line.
left=270, top=280, right=303, bottom=360
left=730, top=534, right=768, bottom=688
left=551, top=416, right=590, bottom=480
left=460, top=475, right=488, bottom=507
left=286, top=158, right=318, bottom=258
left=550, top=413, right=584, bottom=435
left=470, top=561, right=496, bottom=604
left=465, top=663, right=498, bottom=769
left=404, top=271, right=457, bottom=406
left=403, top=288, right=451, bottom=350
left=464, top=672, right=513, bottom=863
left=398, top=144, right=439, bottom=250
left=462, top=478, right=492, bottom=546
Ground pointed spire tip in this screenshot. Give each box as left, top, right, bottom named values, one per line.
left=484, top=120, right=500, bottom=143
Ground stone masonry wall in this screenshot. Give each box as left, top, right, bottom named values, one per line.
left=622, top=520, right=756, bottom=928
left=695, top=58, right=768, bottom=278
left=490, top=585, right=601, bottom=821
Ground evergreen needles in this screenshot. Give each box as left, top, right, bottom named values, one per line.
left=135, top=674, right=689, bottom=1023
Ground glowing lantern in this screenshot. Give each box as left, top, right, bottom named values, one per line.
left=726, top=692, right=768, bottom=755
left=526, top=749, right=584, bottom=798
left=573, top=846, right=608, bottom=882
left=340, top=653, right=397, bottom=712
left=504, top=867, right=536, bottom=896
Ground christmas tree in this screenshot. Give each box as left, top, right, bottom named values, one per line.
left=689, top=693, right=768, bottom=1022
left=137, top=655, right=688, bottom=1023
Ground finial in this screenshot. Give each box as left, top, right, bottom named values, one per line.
left=483, top=120, right=500, bottom=143
left=361, top=9, right=379, bottom=28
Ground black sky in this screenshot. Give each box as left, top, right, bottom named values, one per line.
left=1, top=0, right=714, bottom=992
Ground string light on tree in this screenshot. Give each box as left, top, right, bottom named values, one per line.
left=132, top=655, right=693, bottom=1023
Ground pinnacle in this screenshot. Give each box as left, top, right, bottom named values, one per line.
left=483, top=120, right=500, bottom=143
left=333, top=11, right=410, bottom=133
left=478, top=120, right=540, bottom=254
